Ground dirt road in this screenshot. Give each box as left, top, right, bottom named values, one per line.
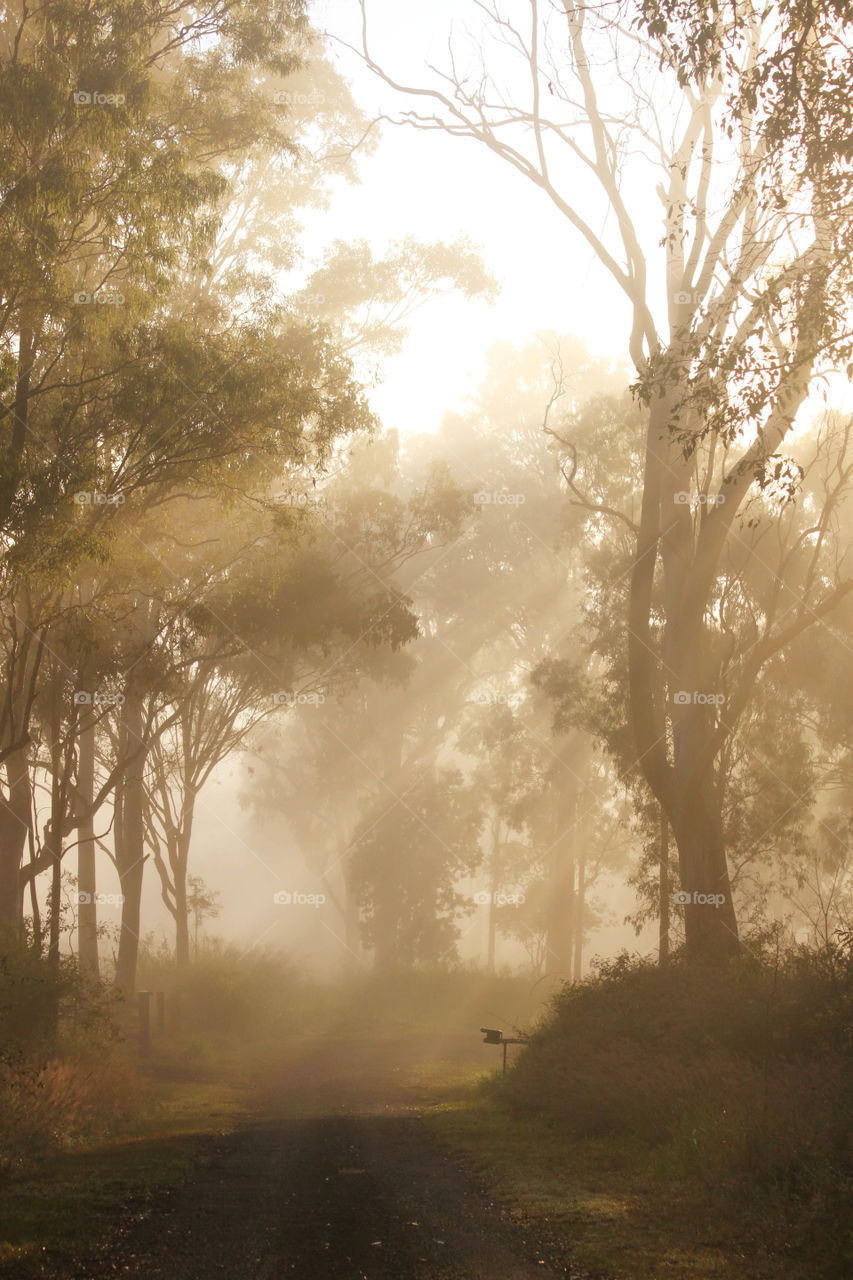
left=90, top=1036, right=572, bottom=1279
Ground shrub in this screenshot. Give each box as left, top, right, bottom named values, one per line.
left=136, top=937, right=301, bottom=1042
left=0, top=1043, right=138, bottom=1170
left=502, top=942, right=853, bottom=1271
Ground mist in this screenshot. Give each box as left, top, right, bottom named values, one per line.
left=2, top=2, right=853, bottom=1278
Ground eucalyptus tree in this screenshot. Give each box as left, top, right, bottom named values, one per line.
left=0, top=0, right=396, bottom=968
left=353, top=0, right=853, bottom=962
left=244, top=340, right=628, bottom=970
left=0, top=0, right=318, bottom=935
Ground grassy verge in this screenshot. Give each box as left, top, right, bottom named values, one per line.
left=425, top=1081, right=790, bottom=1280
left=0, top=1072, right=245, bottom=1279
left=420, top=942, right=853, bottom=1280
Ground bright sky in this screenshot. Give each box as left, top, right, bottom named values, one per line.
left=306, top=0, right=635, bottom=434
left=306, top=0, right=853, bottom=433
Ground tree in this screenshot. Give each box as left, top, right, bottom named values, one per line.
left=245, top=340, right=630, bottom=973
left=352, top=0, right=853, bottom=963
left=0, top=0, right=363, bottom=938
left=187, top=876, right=222, bottom=957
left=351, top=767, right=483, bottom=967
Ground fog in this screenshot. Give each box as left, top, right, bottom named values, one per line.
left=11, top=0, right=853, bottom=996
left=3, top=3, right=853, bottom=1277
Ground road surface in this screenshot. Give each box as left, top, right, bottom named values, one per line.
left=89, top=1036, right=575, bottom=1279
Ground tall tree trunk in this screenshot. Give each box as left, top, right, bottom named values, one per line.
left=77, top=715, right=99, bottom=976
left=114, top=688, right=146, bottom=994
left=174, top=786, right=195, bottom=969
left=343, top=860, right=361, bottom=965
left=46, top=677, right=63, bottom=978
left=174, top=860, right=190, bottom=969
left=629, top=389, right=740, bottom=965
left=0, top=748, right=32, bottom=936
left=672, top=774, right=738, bottom=963
left=572, top=854, right=585, bottom=982
left=658, top=807, right=670, bottom=966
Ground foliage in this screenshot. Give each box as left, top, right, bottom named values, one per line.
left=504, top=939, right=853, bottom=1251
left=351, top=767, right=484, bottom=966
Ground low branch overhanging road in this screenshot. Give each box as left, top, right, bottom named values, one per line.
left=84, top=1037, right=575, bottom=1280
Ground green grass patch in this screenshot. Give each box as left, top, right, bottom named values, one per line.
left=0, top=1075, right=243, bottom=1279
left=425, top=1087, right=789, bottom=1280
left=420, top=943, right=853, bottom=1280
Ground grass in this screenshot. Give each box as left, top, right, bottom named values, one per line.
left=417, top=944, right=853, bottom=1280
left=0, top=1074, right=244, bottom=1279
left=0, top=952, right=551, bottom=1276
left=11, top=953, right=845, bottom=1279
left=424, top=1084, right=790, bottom=1280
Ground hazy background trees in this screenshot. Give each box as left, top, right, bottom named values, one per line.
left=3, top=0, right=853, bottom=1012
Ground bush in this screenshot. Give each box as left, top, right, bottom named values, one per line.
left=506, top=943, right=853, bottom=1137
left=502, top=941, right=853, bottom=1272
left=0, top=1042, right=137, bottom=1171
left=0, top=944, right=137, bottom=1171
left=136, top=937, right=301, bottom=1042
left=136, top=941, right=547, bottom=1045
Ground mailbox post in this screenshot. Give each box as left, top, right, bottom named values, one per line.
left=480, top=1026, right=526, bottom=1075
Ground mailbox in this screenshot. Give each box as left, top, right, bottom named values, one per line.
left=479, top=1026, right=527, bottom=1073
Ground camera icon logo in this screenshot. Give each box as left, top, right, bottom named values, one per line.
left=73, top=91, right=92, bottom=105
left=473, top=890, right=491, bottom=906
left=474, top=492, right=491, bottom=505
left=673, top=890, right=691, bottom=905
left=74, top=291, right=92, bottom=305
left=74, top=691, right=92, bottom=705
left=673, top=690, right=691, bottom=704
left=273, top=890, right=292, bottom=904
